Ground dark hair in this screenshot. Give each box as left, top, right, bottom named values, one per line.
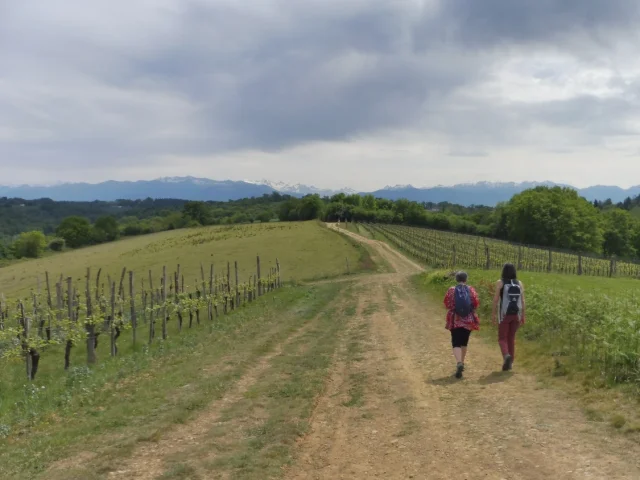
left=455, top=271, right=468, bottom=283
left=501, top=263, right=517, bottom=282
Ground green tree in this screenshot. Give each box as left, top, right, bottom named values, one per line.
left=256, top=211, right=273, bottom=223
left=56, top=216, right=93, bottom=248
left=279, top=198, right=301, bottom=221
left=48, top=238, right=65, bottom=251
left=182, top=201, right=212, bottom=225
left=602, top=209, right=636, bottom=257
left=504, top=187, right=603, bottom=253
left=325, top=202, right=347, bottom=221
left=12, top=231, right=47, bottom=258
left=362, top=194, right=377, bottom=210
left=93, top=215, right=119, bottom=242
left=344, top=194, right=362, bottom=207
left=298, top=195, right=324, bottom=220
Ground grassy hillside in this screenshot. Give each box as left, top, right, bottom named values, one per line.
left=0, top=221, right=369, bottom=299
left=0, top=221, right=373, bottom=478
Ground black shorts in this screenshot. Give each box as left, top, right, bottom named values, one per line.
left=451, top=327, right=471, bottom=348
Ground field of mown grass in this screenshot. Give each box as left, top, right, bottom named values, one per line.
left=416, top=270, right=640, bottom=433
left=0, top=221, right=369, bottom=300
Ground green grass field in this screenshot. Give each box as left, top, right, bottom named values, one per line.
left=0, top=221, right=371, bottom=479
left=0, top=282, right=353, bottom=479
left=0, top=222, right=370, bottom=300
left=415, top=269, right=640, bottom=430
left=2, top=219, right=639, bottom=478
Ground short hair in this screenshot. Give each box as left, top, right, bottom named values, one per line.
left=455, top=271, right=468, bottom=283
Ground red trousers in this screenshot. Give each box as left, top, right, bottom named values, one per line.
left=498, top=315, right=520, bottom=360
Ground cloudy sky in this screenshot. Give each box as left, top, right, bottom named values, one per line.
left=2, top=0, right=640, bottom=190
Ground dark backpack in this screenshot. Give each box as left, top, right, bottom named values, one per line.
left=453, top=284, right=473, bottom=318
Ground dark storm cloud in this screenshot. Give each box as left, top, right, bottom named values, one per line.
left=435, top=0, right=640, bottom=47
left=1, top=0, right=640, bottom=175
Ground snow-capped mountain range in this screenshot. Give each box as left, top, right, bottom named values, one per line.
left=0, top=177, right=638, bottom=206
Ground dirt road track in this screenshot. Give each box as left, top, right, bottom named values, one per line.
left=285, top=225, right=640, bottom=479
left=58, top=225, right=639, bottom=479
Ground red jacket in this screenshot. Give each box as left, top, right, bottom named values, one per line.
left=444, top=285, right=480, bottom=331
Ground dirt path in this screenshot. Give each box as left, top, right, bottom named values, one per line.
left=286, top=225, right=640, bottom=479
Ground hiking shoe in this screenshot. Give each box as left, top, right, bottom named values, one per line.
left=455, top=363, right=464, bottom=379
left=502, top=355, right=513, bottom=371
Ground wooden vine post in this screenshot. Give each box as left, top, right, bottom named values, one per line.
left=109, top=281, right=116, bottom=356
left=517, top=246, right=523, bottom=271
left=577, top=254, right=583, bottom=276
left=19, top=301, right=32, bottom=380
left=148, top=270, right=155, bottom=344
left=162, top=266, right=168, bottom=340
left=257, top=255, right=262, bottom=297
left=609, top=257, right=616, bottom=278
left=484, top=243, right=491, bottom=270
left=64, top=277, right=73, bottom=370
left=129, top=271, right=136, bottom=348
left=86, top=268, right=97, bottom=365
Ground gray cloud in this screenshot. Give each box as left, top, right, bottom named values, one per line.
left=1, top=0, right=640, bottom=185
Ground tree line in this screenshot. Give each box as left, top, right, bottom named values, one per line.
left=0, top=194, right=286, bottom=260
left=296, top=187, right=640, bottom=259
left=3, top=186, right=640, bottom=262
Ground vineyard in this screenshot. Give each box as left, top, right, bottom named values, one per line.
left=366, top=223, right=640, bottom=386
left=0, top=256, right=281, bottom=381
left=365, top=224, right=640, bottom=278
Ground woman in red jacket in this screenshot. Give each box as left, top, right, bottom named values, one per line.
left=443, top=271, right=480, bottom=379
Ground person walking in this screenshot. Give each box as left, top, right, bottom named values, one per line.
left=444, top=271, right=480, bottom=379
left=492, top=263, right=525, bottom=371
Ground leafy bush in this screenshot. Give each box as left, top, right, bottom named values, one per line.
left=48, top=237, right=65, bottom=251
left=11, top=231, right=47, bottom=258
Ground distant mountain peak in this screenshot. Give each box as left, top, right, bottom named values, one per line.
left=383, top=184, right=415, bottom=191
left=247, top=179, right=355, bottom=196
left=0, top=177, right=637, bottom=206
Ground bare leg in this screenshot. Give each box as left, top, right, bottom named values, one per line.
left=453, top=347, right=463, bottom=363
left=461, top=347, right=468, bottom=363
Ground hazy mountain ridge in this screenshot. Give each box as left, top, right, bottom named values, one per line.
left=1, top=177, right=639, bottom=206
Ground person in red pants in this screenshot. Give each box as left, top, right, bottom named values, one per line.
left=491, top=263, right=526, bottom=371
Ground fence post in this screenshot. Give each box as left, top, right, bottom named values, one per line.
left=517, top=246, right=523, bottom=271
left=148, top=271, right=154, bottom=344
left=234, top=261, right=240, bottom=307
left=19, top=301, right=32, bottom=381
left=162, top=267, right=168, bottom=340
left=547, top=249, right=552, bottom=273
left=86, top=267, right=96, bottom=365
left=609, top=257, right=616, bottom=278
left=484, top=244, right=490, bottom=270
left=109, top=281, right=116, bottom=356
left=257, top=256, right=262, bottom=297
left=129, top=271, right=136, bottom=349
left=577, top=254, right=583, bottom=276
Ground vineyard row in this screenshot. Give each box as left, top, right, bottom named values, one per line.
left=0, top=256, right=281, bottom=380
left=363, top=224, right=640, bottom=278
